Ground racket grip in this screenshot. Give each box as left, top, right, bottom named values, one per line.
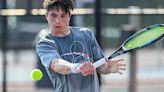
left=93, top=58, right=107, bottom=69
left=72, top=58, right=106, bottom=73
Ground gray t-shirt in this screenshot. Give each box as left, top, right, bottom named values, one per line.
left=36, top=27, right=104, bottom=92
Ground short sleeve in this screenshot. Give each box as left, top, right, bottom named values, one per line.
left=36, top=38, right=61, bottom=69
left=88, top=30, right=105, bottom=61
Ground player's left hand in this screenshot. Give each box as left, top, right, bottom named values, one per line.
left=106, top=59, right=126, bottom=74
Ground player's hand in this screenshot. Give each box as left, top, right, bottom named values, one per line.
left=77, top=62, right=94, bottom=76
left=106, top=59, right=126, bottom=74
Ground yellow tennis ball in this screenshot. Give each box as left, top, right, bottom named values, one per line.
left=30, top=69, right=43, bottom=81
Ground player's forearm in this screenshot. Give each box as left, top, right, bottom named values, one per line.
left=50, top=59, right=79, bottom=75
left=50, top=59, right=71, bottom=74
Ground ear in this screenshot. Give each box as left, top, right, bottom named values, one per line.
left=45, top=12, right=48, bottom=20
left=69, top=12, right=72, bottom=17
left=69, top=13, right=72, bottom=20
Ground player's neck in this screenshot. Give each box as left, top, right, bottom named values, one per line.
left=51, top=28, right=71, bottom=37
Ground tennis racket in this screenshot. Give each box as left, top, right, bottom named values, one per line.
left=93, top=24, right=164, bottom=68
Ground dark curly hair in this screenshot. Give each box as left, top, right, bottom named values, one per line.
left=43, top=0, right=74, bottom=13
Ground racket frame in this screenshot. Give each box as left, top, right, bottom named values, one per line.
left=93, top=24, right=164, bottom=69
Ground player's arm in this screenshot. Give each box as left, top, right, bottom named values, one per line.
left=50, top=59, right=94, bottom=76
left=50, top=58, right=78, bottom=75
left=97, top=59, right=126, bottom=74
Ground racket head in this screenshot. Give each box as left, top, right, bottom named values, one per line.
left=94, top=24, right=164, bottom=69
left=122, top=24, right=164, bottom=51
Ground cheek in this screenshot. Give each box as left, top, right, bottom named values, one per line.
left=48, top=18, right=55, bottom=24
left=64, top=18, right=70, bottom=25
left=49, top=17, right=55, bottom=22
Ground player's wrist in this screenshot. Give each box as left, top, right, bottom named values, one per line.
left=107, top=62, right=117, bottom=73
left=70, top=63, right=81, bottom=73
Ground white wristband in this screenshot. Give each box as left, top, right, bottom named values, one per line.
left=70, top=63, right=81, bottom=73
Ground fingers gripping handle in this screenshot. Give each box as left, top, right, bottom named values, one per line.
left=93, top=58, right=107, bottom=69
left=72, top=58, right=106, bottom=73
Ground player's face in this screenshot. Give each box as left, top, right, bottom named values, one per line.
left=46, top=8, right=71, bottom=34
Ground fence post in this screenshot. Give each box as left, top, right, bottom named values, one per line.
left=95, top=0, right=102, bottom=86
left=1, top=0, right=8, bottom=92
left=128, top=6, right=141, bottom=92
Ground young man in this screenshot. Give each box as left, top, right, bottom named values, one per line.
left=36, top=0, right=126, bottom=92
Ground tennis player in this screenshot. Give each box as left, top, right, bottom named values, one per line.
left=36, top=0, right=126, bottom=92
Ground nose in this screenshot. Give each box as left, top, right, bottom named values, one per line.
left=56, top=17, right=61, bottom=24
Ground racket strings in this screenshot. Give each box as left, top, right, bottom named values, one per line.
left=124, top=25, right=164, bottom=49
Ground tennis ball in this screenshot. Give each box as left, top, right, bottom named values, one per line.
left=30, top=69, right=43, bottom=81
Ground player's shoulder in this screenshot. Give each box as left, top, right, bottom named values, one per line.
left=70, top=26, right=94, bottom=36
left=70, top=26, right=92, bottom=32
left=70, top=26, right=95, bottom=39
left=36, top=33, right=54, bottom=46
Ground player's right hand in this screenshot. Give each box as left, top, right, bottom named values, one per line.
left=77, top=62, right=94, bottom=76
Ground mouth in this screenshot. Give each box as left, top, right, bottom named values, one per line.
left=55, top=26, right=62, bottom=28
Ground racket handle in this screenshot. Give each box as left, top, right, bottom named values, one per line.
left=93, top=58, right=106, bottom=69
left=73, top=58, right=106, bottom=73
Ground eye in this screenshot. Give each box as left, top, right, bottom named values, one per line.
left=61, top=13, right=66, bottom=18
left=50, top=13, right=57, bottom=18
